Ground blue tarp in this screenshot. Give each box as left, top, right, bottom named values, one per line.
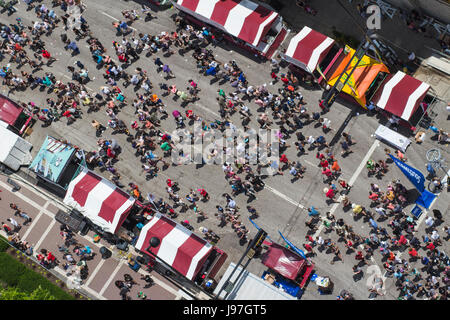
left=261, top=270, right=303, bottom=299
left=29, top=136, right=75, bottom=183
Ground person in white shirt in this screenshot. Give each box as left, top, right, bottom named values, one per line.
left=7, top=218, right=20, bottom=230
left=430, top=230, right=439, bottom=241
left=425, top=216, right=434, bottom=228
left=375, top=206, right=386, bottom=217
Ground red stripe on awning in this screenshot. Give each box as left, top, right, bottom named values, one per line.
left=97, top=187, right=131, bottom=224
left=71, top=171, right=102, bottom=207
left=293, top=31, right=329, bottom=67
left=144, top=217, right=177, bottom=257
left=210, top=0, right=239, bottom=26
left=181, top=0, right=200, bottom=11
left=382, top=76, right=418, bottom=117
left=238, top=5, right=274, bottom=45
left=0, top=95, right=23, bottom=126
left=172, top=232, right=211, bottom=278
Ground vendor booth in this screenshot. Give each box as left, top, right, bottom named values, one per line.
left=63, top=168, right=136, bottom=234
left=29, top=136, right=84, bottom=191
left=371, top=71, right=431, bottom=131
left=260, top=242, right=314, bottom=298
left=0, top=120, right=33, bottom=171
left=0, top=94, right=34, bottom=136
left=214, top=262, right=296, bottom=300
left=282, top=26, right=339, bottom=82
left=326, top=45, right=390, bottom=108
left=172, top=0, right=288, bottom=59
left=135, top=213, right=227, bottom=284
left=374, top=125, right=411, bottom=153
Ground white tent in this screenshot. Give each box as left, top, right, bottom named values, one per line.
left=0, top=121, right=32, bottom=171
left=214, top=262, right=296, bottom=300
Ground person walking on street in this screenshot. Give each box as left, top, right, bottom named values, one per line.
left=7, top=218, right=21, bottom=232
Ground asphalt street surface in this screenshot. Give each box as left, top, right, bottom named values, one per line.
left=0, top=0, right=448, bottom=300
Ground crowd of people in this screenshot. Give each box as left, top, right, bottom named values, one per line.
left=0, top=0, right=447, bottom=300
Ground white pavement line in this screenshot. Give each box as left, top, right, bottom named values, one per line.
left=313, top=201, right=340, bottom=239
left=264, top=185, right=305, bottom=209
left=85, top=258, right=106, bottom=287
left=101, top=11, right=137, bottom=31
left=441, top=169, right=450, bottom=185
left=22, top=201, right=50, bottom=241
left=53, top=266, right=106, bottom=300
left=0, top=180, right=56, bottom=220
left=304, top=159, right=316, bottom=167
left=6, top=174, right=74, bottom=213
left=34, top=220, right=56, bottom=252
left=313, top=140, right=379, bottom=239
left=348, top=140, right=380, bottom=186
left=194, top=102, right=220, bottom=118
left=136, top=267, right=180, bottom=297
left=99, top=260, right=124, bottom=296
left=81, top=283, right=107, bottom=300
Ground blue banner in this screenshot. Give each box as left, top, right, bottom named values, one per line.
left=389, top=154, right=425, bottom=193
left=278, top=231, right=307, bottom=259
left=248, top=218, right=273, bottom=243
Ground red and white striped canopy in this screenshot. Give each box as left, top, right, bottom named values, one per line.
left=63, top=169, right=135, bottom=234
left=283, top=26, right=335, bottom=73
left=373, top=71, right=430, bottom=121
left=136, top=213, right=213, bottom=280
left=175, top=0, right=279, bottom=46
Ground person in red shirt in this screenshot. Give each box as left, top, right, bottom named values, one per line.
left=2, top=222, right=11, bottom=234
left=280, top=154, right=289, bottom=164
left=319, top=159, right=329, bottom=168
left=325, top=188, right=337, bottom=201
left=305, top=235, right=315, bottom=244
left=197, top=188, right=210, bottom=201
left=368, top=192, right=379, bottom=202
left=408, top=247, right=418, bottom=258
left=316, top=152, right=325, bottom=160
left=339, top=179, right=351, bottom=192
left=345, top=239, right=353, bottom=249
left=303, top=243, right=315, bottom=256
left=355, top=251, right=364, bottom=260
left=107, top=147, right=116, bottom=158
left=280, top=74, right=289, bottom=84
left=270, top=71, right=278, bottom=81
left=399, top=235, right=408, bottom=246
left=426, top=242, right=435, bottom=251
left=322, top=168, right=333, bottom=179
left=42, top=49, right=51, bottom=59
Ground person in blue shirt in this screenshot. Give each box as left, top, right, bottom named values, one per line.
left=119, top=21, right=128, bottom=34
left=67, top=41, right=80, bottom=55
left=238, top=72, right=246, bottom=83
left=308, top=206, right=319, bottom=216
left=205, top=66, right=217, bottom=76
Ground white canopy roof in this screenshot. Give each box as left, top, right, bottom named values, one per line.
left=213, top=262, right=296, bottom=300
left=0, top=121, right=32, bottom=171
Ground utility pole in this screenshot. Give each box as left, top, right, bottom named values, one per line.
left=215, top=229, right=267, bottom=299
